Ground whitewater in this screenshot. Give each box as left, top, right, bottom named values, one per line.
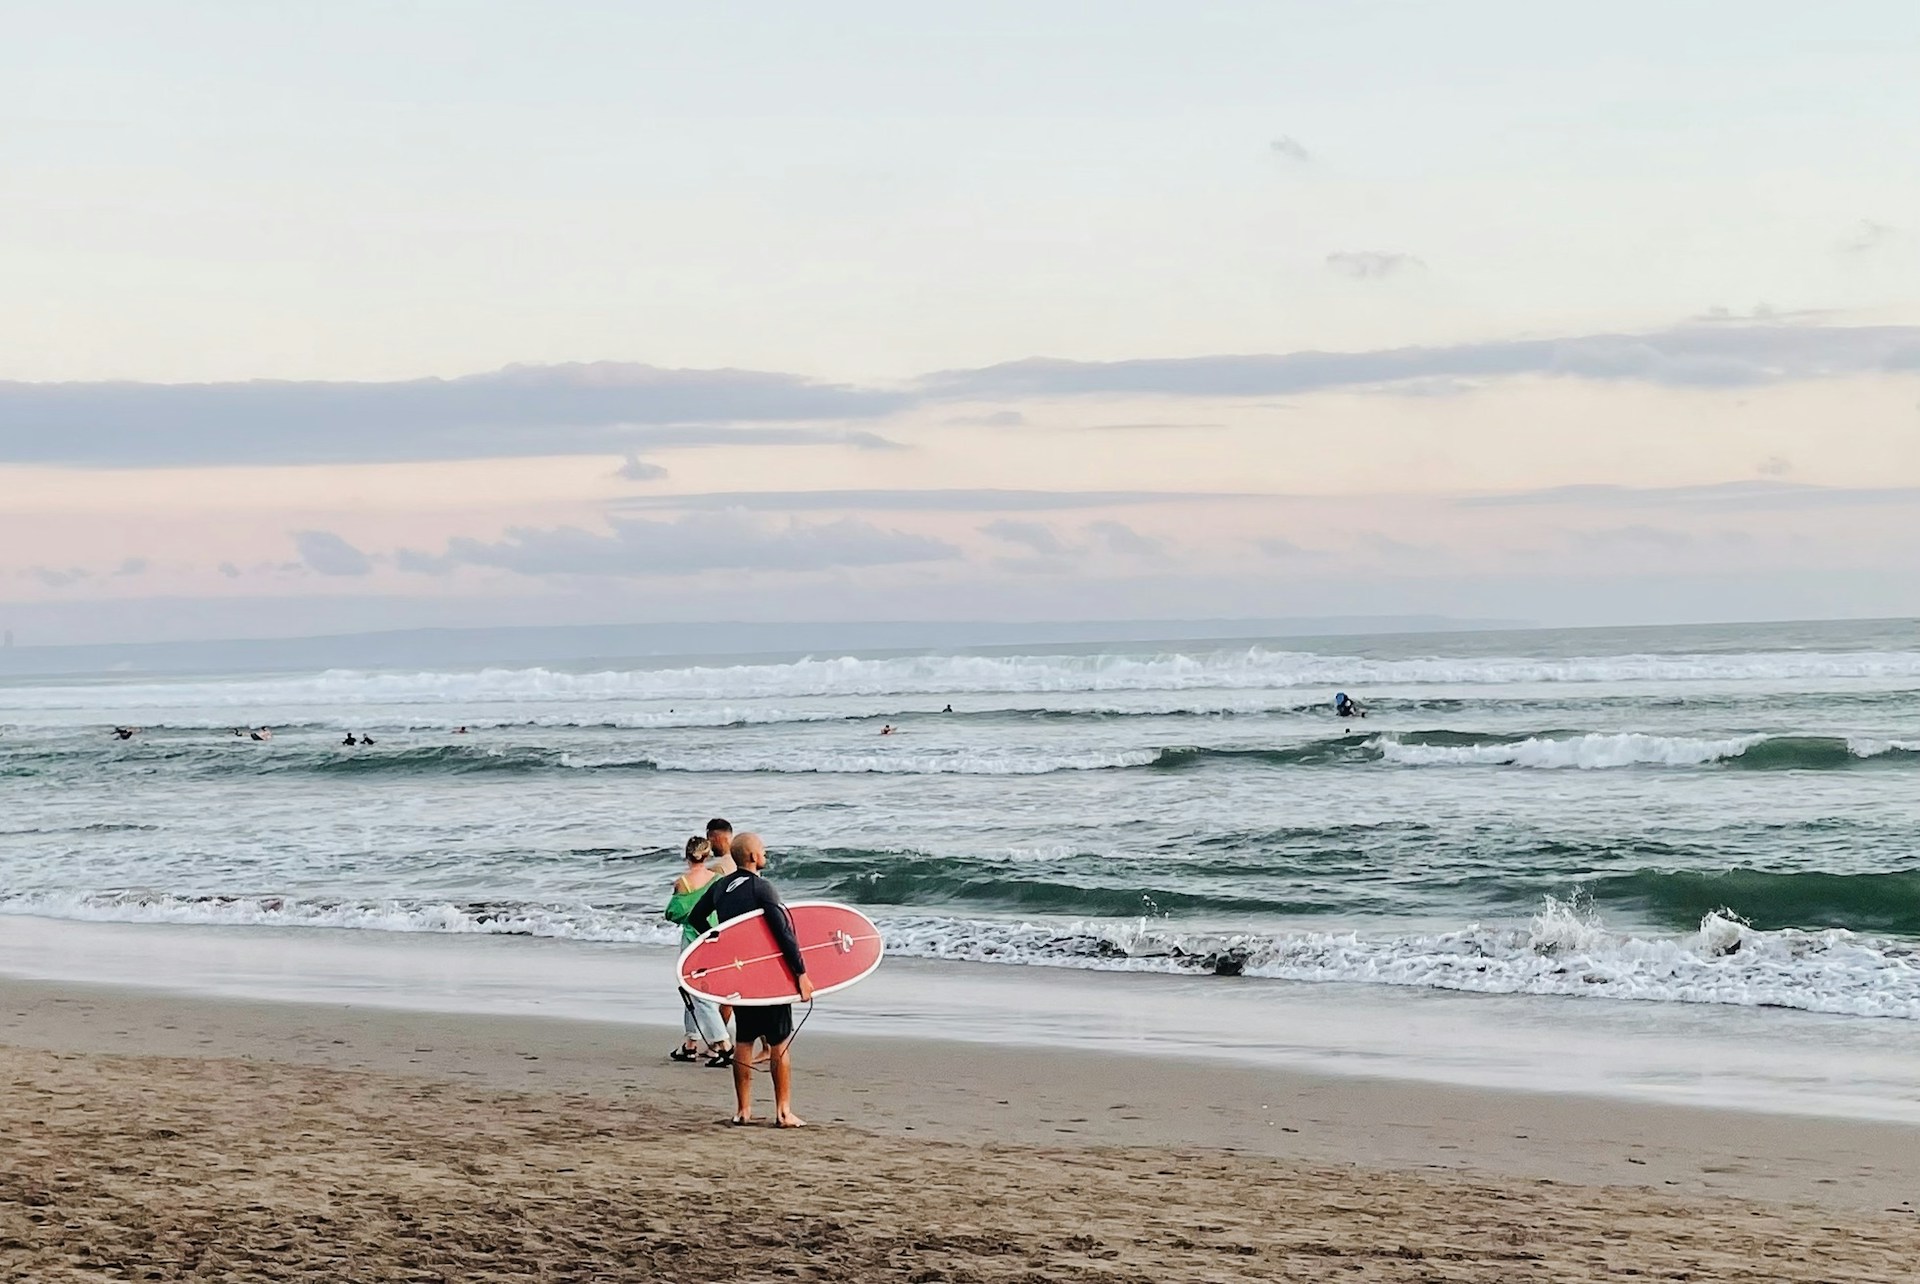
left=4, top=617, right=1920, bottom=1024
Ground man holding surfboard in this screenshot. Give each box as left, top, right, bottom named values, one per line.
left=684, top=833, right=815, bottom=1127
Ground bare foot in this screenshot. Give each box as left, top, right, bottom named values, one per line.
left=776, top=1112, right=807, bottom=1129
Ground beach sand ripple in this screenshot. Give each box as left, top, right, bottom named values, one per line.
left=3, top=1046, right=1916, bottom=1283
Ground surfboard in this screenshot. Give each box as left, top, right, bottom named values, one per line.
left=677, top=900, right=884, bottom=1007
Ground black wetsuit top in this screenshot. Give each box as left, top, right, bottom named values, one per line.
left=686, top=868, right=807, bottom=980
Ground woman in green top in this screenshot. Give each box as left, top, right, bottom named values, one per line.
left=665, top=836, right=733, bottom=1066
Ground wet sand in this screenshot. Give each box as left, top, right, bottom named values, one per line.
left=5, top=976, right=1920, bottom=1281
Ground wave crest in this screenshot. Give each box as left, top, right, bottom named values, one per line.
left=1373, top=732, right=1920, bottom=770
left=5, top=893, right=1916, bottom=1021
left=11, top=645, right=1920, bottom=714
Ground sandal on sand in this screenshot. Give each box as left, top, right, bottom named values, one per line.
left=669, top=1046, right=699, bottom=1063
left=705, top=1048, right=734, bottom=1068
left=729, top=1116, right=754, bottom=1127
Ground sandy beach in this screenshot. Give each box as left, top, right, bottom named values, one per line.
left=6, top=975, right=1919, bottom=1282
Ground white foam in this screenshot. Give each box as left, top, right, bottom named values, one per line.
left=0, top=892, right=682, bottom=946
left=643, top=748, right=1162, bottom=775
left=878, top=898, right=1920, bottom=1020
left=1373, top=732, right=1766, bottom=769
left=9, top=646, right=1920, bottom=716
left=1847, top=737, right=1920, bottom=758
left=7, top=893, right=1917, bottom=1021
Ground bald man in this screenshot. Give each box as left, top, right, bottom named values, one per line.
left=685, top=832, right=815, bottom=1127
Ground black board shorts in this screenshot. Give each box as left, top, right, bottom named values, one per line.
left=733, top=1003, right=794, bottom=1048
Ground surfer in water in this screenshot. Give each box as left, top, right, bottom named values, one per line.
left=342, top=733, right=358, bottom=746
left=1334, top=692, right=1366, bottom=719
left=664, top=836, right=734, bottom=1068
left=685, top=833, right=813, bottom=1128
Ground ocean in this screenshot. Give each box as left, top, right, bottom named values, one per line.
left=4, top=617, right=1920, bottom=1027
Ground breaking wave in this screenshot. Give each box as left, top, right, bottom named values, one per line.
left=9, top=646, right=1920, bottom=715
left=1373, top=732, right=1920, bottom=770
left=5, top=891, right=1915, bottom=1020
left=6, top=730, right=1916, bottom=779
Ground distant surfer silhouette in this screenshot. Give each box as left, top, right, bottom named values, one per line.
left=1334, top=692, right=1366, bottom=719
left=112, top=726, right=136, bottom=740
left=879, top=724, right=896, bottom=736
left=342, top=733, right=358, bottom=746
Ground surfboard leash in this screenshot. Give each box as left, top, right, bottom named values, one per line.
left=736, top=997, right=814, bottom=1074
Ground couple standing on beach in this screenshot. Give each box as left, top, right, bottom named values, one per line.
left=665, top=817, right=813, bottom=1128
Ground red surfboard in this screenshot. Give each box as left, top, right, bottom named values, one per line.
left=677, top=900, right=884, bottom=1007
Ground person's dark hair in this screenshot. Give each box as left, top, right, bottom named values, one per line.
left=706, top=818, right=732, bottom=835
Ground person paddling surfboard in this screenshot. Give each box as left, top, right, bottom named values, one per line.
left=684, top=832, right=814, bottom=1127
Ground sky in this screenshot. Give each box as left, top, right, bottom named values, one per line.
left=3, top=1, right=1919, bottom=644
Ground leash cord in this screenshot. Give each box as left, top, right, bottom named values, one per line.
left=736, top=997, right=813, bottom=1074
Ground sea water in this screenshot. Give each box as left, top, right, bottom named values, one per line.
left=4, top=618, right=1919, bottom=1028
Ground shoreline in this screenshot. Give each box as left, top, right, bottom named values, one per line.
left=7, top=972, right=1920, bottom=1216
left=8, top=913, right=1920, bottom=1124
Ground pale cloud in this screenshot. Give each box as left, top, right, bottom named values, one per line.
left=612, top=489, right=1247, bottom=513
left=1355, top=532, right=1431, bottom=559
left=397, top=514, right=959, bottom=578
left=1085, top=520, right=1164, bottom=557
left=9, top=324, right=1920, bottom=480
left=944, top=410, right=1027, bottom=427
left=29, top=566, right=91, bottom=588
left=1325, top=251, right=1424, bottom=281
left=217, top=561, right=242, bottom=579
left=1462, top=480, right=1920, bottom=511
left=0, top=363, right=908, bottom=468
left=841, top=430, right=912, bottom=451
left=112, top=557, right=150, bottom=577
left=1689, top=304, right=1834, bottom=325
left=1082, top=421, right=1226, bottom=432
left=922, top=324, right=1920, bottom=399
left=1269, top=135, right=1311, bottom=163
left=614, top=455, right=669, bottom=481
left=292, top=530, right=374, bottom=576
left=1838, top=220, right=1900, bottom=254
left=1572, top=524, right=1696, bottom=551
left=979, top=519, right=1074, bottom=556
